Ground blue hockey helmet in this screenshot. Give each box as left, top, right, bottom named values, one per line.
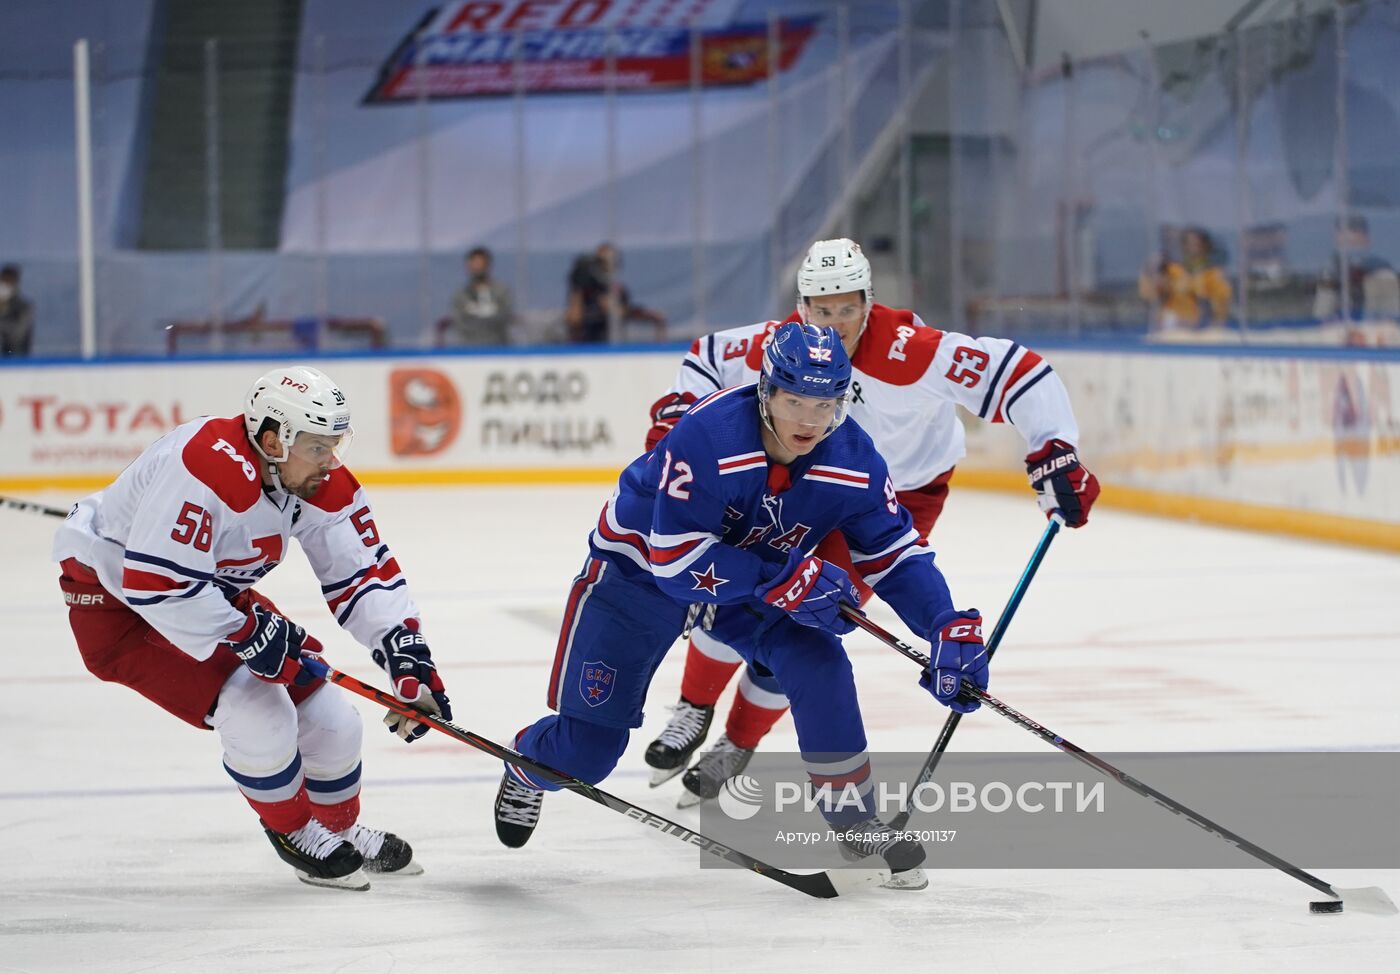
left=758, top=321, right=853, bottom=437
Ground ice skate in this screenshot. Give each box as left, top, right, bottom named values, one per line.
left=836, top=815, right=928, bottom=891
left=494, top=771, right=545, bottom=848
left=263, top=818, right=369, bottom=891
left=339, top=822, right=422, bottom=876
left=677, top=734, right=754, bottom=808
left=644, top=697, right=714, bottom=786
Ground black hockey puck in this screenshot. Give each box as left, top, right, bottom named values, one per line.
left=1309, top=899, right=1344, bottom=914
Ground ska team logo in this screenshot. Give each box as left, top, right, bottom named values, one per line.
left=579, top=660, right=617, bottom=708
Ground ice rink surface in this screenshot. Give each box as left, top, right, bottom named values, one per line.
left=2, top=483, right=1397, bottom=973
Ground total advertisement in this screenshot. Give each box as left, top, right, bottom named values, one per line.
left=0, top=353, right=678, bottom=487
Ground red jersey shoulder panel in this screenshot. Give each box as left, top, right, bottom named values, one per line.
left=303, top=465, right=364, bottom=513
left=741, top=320, right=785, bottom=372
left=180, top=416, right=263, bottom=513
left=851, top=305, right=942, bottom=386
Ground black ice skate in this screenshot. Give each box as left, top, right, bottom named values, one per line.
left=644, top=697, right=714, bottom=786
left=677, top=733, right=754, bottom=809
left=494, top=771, right=545, bottom=848
left=836, top=815, right=929, bottom=891
left=340, top=823, right=423, bottom=876
left=263, top=818, right=369, bottom=891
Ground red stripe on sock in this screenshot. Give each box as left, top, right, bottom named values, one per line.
left=679, top=641, right=742, bottom=707
left=248, top=784, right=312, bottom=834
left=725, top=692, right=788, bottom=750
left=310, top=794, right=359, bottom=832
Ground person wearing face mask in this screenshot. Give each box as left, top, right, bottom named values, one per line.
left=0, top=264, right=34, bottom=357
left=642, top=238, right=1099, bottom=819
left=446, top=246, right=515, bottom=347
left=52, top=366, right=453, bottom=891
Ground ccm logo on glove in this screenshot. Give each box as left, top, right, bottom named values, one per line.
left=770, top=558, right=824, bottom=609
left=944, top=622, right=982, bottom=641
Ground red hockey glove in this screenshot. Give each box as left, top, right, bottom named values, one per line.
left=645, top=391, right=697, bottom=451
left=1026, top=439, right=1100, bottom=528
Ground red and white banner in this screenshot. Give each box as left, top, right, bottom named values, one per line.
left=363, top=0, right=817, bottom=101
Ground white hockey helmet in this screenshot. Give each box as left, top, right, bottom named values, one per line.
left=244, top=365, right=354, bottom=467
left=797, top=238, right=873, bottom=302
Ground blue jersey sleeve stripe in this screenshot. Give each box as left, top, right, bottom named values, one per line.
left=319, top=544, right=391, bottom=593
left=334, top=578, right=408, bottom=626
left=124, top=549, right=215, bottom=581
left=977, top=342, right=1021, bottom=419
left=682, top=358, right=722, bottom=390
left=1002, top=364, right=1053, bottom=424
left=705, top=334, right=719, bottom=373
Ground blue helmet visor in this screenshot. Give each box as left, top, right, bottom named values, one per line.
left=759, top=375, right=850, bottom=432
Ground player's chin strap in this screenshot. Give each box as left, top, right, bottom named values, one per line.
left=842, top=605, right=1399, bottom=917
left=250, top=435, right=292, bottom=494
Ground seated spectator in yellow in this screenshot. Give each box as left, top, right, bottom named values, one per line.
left=1139, top=228, right=1232, bottom=331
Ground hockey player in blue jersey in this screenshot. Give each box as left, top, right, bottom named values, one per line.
left=493, top=322, right=989, bottom=881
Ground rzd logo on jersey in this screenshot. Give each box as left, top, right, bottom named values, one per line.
left=390, top=369, right=462, bottom=457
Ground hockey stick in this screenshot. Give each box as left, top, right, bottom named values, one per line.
left=0, top=495, right=71, bottom=518
left=299, top=657, right=890, bottom=899
left=888, top=517, right=1061, bottom=830
left=842, top=609, right=1399, bottom=916
left=13, top=493, right=890, bottom=896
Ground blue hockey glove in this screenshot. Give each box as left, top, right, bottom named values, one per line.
left=920, top=609, right=987, bottom=714
left=756, top=551, right=861, bottom=635
left=372, top=622, right=452, bottom=742
left=226, top=604, right=316, bottom=686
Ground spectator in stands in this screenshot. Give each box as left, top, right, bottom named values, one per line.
left=1314, top=215, right=1399, bottom=322
left=0, top=264, right=34, bottom=357
left=1138, top=228, right=1232, bottom=331
left=445, top=246, right=515, bottom=346
left=565, top=243, right=667, bottom=344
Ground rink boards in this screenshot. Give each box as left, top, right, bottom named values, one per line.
left=0, top=343, right=1396, bottom=549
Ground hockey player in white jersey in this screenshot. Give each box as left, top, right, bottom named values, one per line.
left=645, top=239, right=1100, bottom=806
left=52, top=366, right=453, bottom=890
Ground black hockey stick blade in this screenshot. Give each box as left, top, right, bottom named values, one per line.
left=302, top=658, right=890, bottom=899
left=1325, top=886, right=1399, bottom=915
left=845, top=610, right=1397, bottom=913
left=0, top=495, right=71, bottom=518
